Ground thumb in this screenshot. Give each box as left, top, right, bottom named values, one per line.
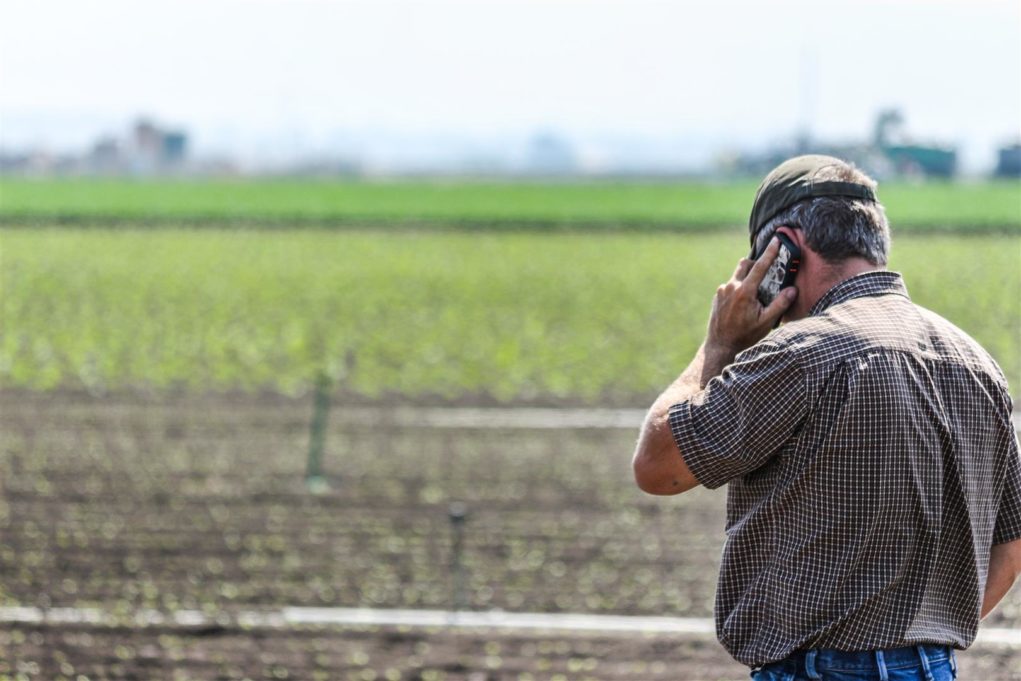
left=763, top=286, right=798, bottom=324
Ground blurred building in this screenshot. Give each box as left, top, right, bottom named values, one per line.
left=86, top=136, right=122, bottom=173
left=0, top=150, right=80, bottom=175
left=872, top=109, right=956, bottom=178
left=725, top=109, right=958, bottom=180
left=129, top=118, right=189, bottom=173
left=0, top=117, right=190, bottom=176
left=994, top=142, right=1021, bottom=178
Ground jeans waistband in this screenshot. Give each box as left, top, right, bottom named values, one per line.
left=771, top=644, right=956, bottom=676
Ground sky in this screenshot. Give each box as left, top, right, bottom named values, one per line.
left=2, top=0, right=1019, bottom=172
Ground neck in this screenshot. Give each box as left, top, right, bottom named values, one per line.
left=786, top=257, right=883, bottom=321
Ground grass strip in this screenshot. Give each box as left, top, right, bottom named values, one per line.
left=2, top=178, right=1018, bottom=231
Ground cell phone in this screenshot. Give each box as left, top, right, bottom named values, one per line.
left=756, top=232, right=801, bottom=308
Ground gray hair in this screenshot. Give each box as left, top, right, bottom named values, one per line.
left=753, top=164, right=891, bottom=266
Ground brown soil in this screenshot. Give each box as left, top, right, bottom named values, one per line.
left=1, top=389, right=1019, bottom=680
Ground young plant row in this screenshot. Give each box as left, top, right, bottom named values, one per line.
left=3, top=229, right=1018, bottom=399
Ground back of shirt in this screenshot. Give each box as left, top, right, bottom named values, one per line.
left=668, top=272, right=1021, bottom=667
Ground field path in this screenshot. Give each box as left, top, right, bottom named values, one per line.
left=335, top=405, right=1021, bottom=432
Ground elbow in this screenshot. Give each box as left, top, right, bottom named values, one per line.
left=633, top=466, right=675, bottom=495
left=632, top=426, right=662, bottom=494
left=632, top=436, right=696, bottom=496
left=632, top=450, right=663, bottom=495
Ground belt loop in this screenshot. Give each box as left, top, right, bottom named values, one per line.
left=875, top=650, right=889, bottom=681
left=950, top=648, right=958, bottom=676
left=916, top=645, right=935, bottom=681
left=804, top=649, right=822, bottom=680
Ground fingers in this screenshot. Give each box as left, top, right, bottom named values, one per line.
left=761, top=285, right=798, bottom=325
left=745, top=236, right=781, bottom=289
left=732, top=258, right=754, bottom=281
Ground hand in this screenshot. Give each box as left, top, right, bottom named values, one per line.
left=705, top=237, right=798, bottom=361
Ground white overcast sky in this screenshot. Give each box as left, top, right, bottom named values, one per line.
left=2, top=0, right=1019, bottom=170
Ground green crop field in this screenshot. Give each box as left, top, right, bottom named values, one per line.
left=3, top=227, right=1018, bottom=399
left=2, top=178, right=1019, bottom=230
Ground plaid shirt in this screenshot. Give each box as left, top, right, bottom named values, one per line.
left=669, top=271, right=1021, bottom=668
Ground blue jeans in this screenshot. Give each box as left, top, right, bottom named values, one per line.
left=750, top=644, right=957, bottom=681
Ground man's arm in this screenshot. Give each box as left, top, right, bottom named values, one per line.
left=982, top=538, right=1021, bottom=619
left=632, top=238, right=798, bottom=496
left=631, top=343, right=708, bottom=495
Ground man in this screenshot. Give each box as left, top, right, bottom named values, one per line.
left=632, top=155, right=1021, bottom=680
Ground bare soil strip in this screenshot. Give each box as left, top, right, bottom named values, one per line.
left=4, top=390, right=1017, bottom=431
left=2, top=605, right=1017, bottom=647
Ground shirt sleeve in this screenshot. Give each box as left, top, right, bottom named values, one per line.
left=668, top=340, right=808, bottom=490
left=993, top=391, right=1021, bottom=545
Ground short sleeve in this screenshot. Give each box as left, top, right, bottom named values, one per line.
left=668, top=340, right=807, bottom=490
left=993, top=416, right=1021, bottom=545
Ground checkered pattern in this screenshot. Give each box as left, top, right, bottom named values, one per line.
left=668, top=271, right=1021, bottom=668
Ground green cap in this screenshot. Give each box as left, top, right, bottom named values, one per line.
left=748, top=154, right=877, bottom=248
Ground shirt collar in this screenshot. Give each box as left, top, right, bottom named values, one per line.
left=809, top=271, right=909, bottom=317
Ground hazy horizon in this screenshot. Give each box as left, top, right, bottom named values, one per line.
left=2, top=0, right=1019, bottom=173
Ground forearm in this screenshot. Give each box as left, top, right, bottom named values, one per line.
left=646, top=341, right=736, bottom=425
left=633, top=341, right=738, bottom=495
left=633, top=242, right=794, bottom=496
left=645, top=344, right=704, bottom=427
left=982, top=539, right=1021, bottom=619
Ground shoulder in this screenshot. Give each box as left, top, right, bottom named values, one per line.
left=755, top=309, right=860, bottom=373
left=766, top=296, right=1012, bottom=407
left=913, top=304, right=1011, bottom=392
left=728, top=336, right=803, bottom=383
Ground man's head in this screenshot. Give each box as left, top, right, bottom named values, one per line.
left=748, top=155, right=891, bottom=321
left=749, top=155, right=890, bottom=267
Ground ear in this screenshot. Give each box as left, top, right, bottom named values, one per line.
left=775, top=225, right=805, bottom=252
